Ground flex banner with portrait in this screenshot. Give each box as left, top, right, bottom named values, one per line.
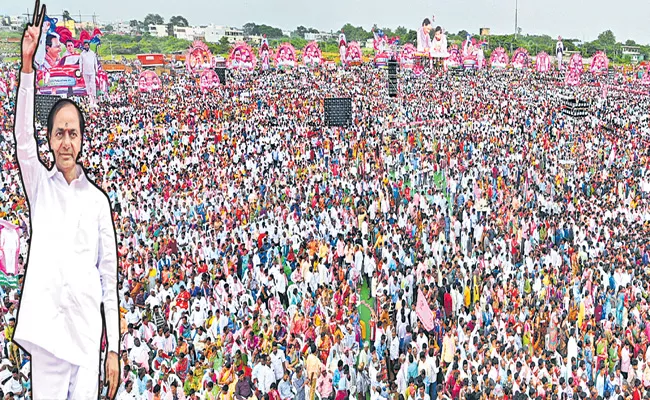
left=33, top=15, right=108, bottom=96
left=138, top=70, right=162, bottom=93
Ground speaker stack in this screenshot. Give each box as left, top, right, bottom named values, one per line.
left=35, top=94, right=62, bottom=126
left=215, top=68, right=227, bottom=85
left=561, top=97, right=590, bottom=118
left=388, top=59, right=398, bottom=98
left=324, top=98, right=353, bottom=127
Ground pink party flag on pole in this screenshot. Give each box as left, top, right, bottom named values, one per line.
left=0, top=219, right=21, bottom=275
left=416, top=288, right=435, bottom=331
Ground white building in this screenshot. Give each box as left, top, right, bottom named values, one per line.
left=622, top=45, right=643, bottom=62
left=204, top=25, right=245, bottom=43
left=5, top=16, right=27, bottom=31
left=111, top=21, right=132, bottom=35
left=9, top=16, right=27, bottom=26
left=173, top=25, right=206, bottom=41
left=148, top=24, right=168, bottom=38
left=304, top=32, right=335, bottom=42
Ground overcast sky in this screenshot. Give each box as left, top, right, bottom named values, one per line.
left=7, top=0, right=650, bottom=44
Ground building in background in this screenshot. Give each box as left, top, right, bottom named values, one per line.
left=172, top=25, right=207, bottom=41
left=110, top=21, right=132, bottom=35
left=204, top=25, right=247, bottom=43
left=2, top=16, right=28, bottom=31
left=304, top=32, right=335, bottom=42
left=148, top=24, right=169, bottom=38
left=622, top=45, right=644, bottom=62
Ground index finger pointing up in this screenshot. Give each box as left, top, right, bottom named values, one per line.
left=32, top=0, right=40, bottom=26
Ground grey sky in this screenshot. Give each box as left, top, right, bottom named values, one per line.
left=6, top=0, right=650, bottom=44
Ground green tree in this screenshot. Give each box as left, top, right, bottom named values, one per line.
left=169, top=16, right=189, bottom=27
left=214, top=36, right=231, bottom=54
left=381, top=28, right=394, bottom=38
left=340, top=23, right=372, bottom=42
left=104, top=24, right=114, bottom=33
left=143, top=14, right=164, bottom=26
left=625, top=39, right=636, bottom=46
left=289, top=37, right=307, bottom=49
left=129, top=19, right=143, bottom=34
left=256, top=24, right=283, bottom=38
left=394, top=26, right=408, bottom=39
left=243, top=23, right=256, bottom=36
left=597, top=30, right=616, bottom=46
left=294, top=26, right=307, bottom=38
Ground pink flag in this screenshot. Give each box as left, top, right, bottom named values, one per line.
left=416, top=288, right=435, bottom=331
left=0, top=219, right=21, bottom=275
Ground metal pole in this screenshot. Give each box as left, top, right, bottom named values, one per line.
left=515, top=0, right=518, bottom=39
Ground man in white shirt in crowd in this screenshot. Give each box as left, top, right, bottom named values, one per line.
left=189, top=302, right=206, bottom=327
left=125, top=305, right=142, bottom=327
left=139, top=316, right=157, bottom=344
left=122, top=324, right=140, bottom=353
left=258, top=356, right=276, bottom=394
left=12, top=3, right=120, bottom=399
left=116, top=380, right=138, bottom=400
left=273, top=265, right=289, bottom=307
left=79, top=39, right=98, bottom=106
left=270, top=343, right=286, bottom=382
left=0, top=367, right=27, bottom=400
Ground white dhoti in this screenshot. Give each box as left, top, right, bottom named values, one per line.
left=83, top=73, right=97, bottom=104
left=31, top=345, right=99, bottom=400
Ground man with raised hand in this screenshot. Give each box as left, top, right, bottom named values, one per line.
left=12, top=1, right=120, bottom=398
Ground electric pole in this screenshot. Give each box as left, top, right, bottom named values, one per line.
left=515, top=0, right=519, bottom=39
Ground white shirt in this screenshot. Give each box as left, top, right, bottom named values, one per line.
left=79, top=49, right=98, bottom=76
left=126, top=310, right=141, bottom=325
left=12, top=72, right=119, bottom=372
left=117, top=388, right=139, bottom=400
left=1, top=376, right=23, bottom=397
left=259, top=365, right=275, bottom=393
left=270, top=349, right=286, bottom=380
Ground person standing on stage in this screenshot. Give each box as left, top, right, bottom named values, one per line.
left=556, top=36, right=565, bottom=69
left=12, top=1, right=120, bottom=399
left=80, top=39, right=99, bottom=106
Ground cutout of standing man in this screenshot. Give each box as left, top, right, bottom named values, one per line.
left=11, top=1, right=120, bottom=399
left=80, top=39, right=98, bottom=106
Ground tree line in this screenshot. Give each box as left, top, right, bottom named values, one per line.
left=97, top=17, right=650, bottom=63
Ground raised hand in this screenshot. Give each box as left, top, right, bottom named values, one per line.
left=21, top=0, right=46, bottom=74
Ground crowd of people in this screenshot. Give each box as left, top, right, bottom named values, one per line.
left=0, top=58, right=650, bottom=400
